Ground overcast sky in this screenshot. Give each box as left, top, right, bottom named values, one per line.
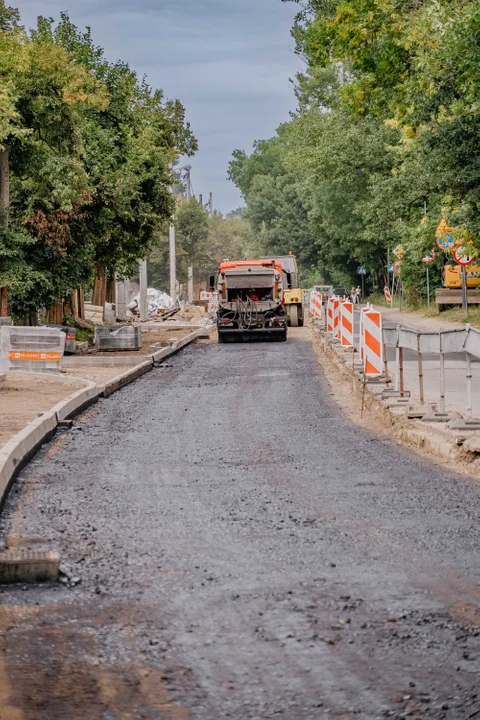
left=14, top=0, right=303, bottom=213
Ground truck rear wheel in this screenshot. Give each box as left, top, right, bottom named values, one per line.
left=288, top=305, right=299, bottom=327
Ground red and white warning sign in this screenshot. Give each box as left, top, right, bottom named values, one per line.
left=384, top=286, right=392, bottom=305
left=453, top=248, right=475, bottom=266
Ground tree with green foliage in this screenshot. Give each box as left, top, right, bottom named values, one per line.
left=0, top=4, right=197, bottom=319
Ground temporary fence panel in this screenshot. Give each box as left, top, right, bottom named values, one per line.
left=326, top=298, right=334, bottom=334
left=464, top=326, right=480, bottom=357
left=382, top=327, right=398, bottom=347
left=340, top=302, right=353, bottom=347
left=440, top=329, right=468, bottom=354
left=0, top=326, right=65, bottom=373
left=397, top=327, right=419, bottom=352
left=418, top=333, right=441, bottom=355
left=363, top=310, right=383, bottom=377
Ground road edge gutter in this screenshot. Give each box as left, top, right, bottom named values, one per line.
left=0, top=325, right=215, bottom=510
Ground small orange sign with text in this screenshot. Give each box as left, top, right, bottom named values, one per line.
left=8, top=351, right=61, bottom=362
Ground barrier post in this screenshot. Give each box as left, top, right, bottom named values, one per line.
left=326, top=298, right=334, bottom=334
left=399, top=347, right=404, bottom=397
left=466, top=352, right=473, bottom=420
left=417, top=333, right=424, bottom=405
left=439, top=352, right=446, bottom=414
left=383, top=342, right=390, bottom=386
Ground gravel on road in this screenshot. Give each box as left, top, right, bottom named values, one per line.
left=0, top=328, right=479, bottom=719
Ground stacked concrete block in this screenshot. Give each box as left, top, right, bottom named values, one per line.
left=0, top=317, right=12, bottom=326
left=42, top=324, right=77, bottom=354
left=95, top=324, right=141, bottom=352
left=0, top=326, right=65, bottom=373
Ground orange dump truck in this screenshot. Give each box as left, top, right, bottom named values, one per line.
left=211, top=259, right=288, bottom=343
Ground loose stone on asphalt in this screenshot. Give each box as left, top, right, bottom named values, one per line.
left=0, top=328, right=479, bottom=719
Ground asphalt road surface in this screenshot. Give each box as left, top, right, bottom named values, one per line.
left=0, top=328, right=479, bottom=719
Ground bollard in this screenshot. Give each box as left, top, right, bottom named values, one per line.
left=399, top=347, right=404, bottom=397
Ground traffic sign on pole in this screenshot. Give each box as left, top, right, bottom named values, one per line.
left=453, top=248, right=475, bottom=266
left=436, top=220, right=455, bottom=251
left=421, top=249, right=436, bottom=264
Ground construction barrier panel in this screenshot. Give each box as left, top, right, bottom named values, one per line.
left=310, top=291, right=323, bottom=319
left=340, top=302, right=353, bottom=347
left=332, top=299, right=340, bottom=340
left=363, top=310, right=383, bottom=377
left=0, top=326, right=65, bottom=374
left=326, top=298, right=334, bottom=334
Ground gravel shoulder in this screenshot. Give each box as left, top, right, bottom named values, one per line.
left=0, top=328, right=478, bottom=719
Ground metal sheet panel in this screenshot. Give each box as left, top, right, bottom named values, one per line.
left=464, top=327, right=480, bottom=358
left=398, top=327, right=418, bottom=351
left=382, top=327, right=398, bottom=346
left=419, top=333, right=441, bottom=354
left=440, top=329, right=467, bottom=354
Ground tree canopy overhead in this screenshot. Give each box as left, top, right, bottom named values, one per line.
left=0, top=2, right=197, bottom=317
left=230, top=0, right=480, bottom=295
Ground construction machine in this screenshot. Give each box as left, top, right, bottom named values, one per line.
left=211, top=259, right=288, bottom=343
left=260, top=254, right=303, bottom=327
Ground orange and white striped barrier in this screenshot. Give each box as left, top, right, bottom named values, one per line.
left=339, top=301, right=353, bottom=347
left=358, top=304, right=372, bottom=362
left=310, top=291, right=323, bottom=319
left=332, top=299, right=340, bottom=340
left=363, top=309, right=383, bottom=377
left=326, top=298, right=334, bottom=334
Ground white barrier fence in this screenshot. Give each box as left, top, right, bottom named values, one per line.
left=309, top=296, right=480, bottom=427
left=380, top=323, right=480, bottom=425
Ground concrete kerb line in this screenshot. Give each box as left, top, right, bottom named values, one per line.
left=0, top=326, right=215, bottom=511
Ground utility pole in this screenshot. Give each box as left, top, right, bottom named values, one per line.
left=209, top=192, right=213, bottom=216
left=184, top=166, right=192, bottom=201
left=139, top=259, right=148, bottom=321
left=169, top=223, right=177, bottom=304
left=188, top=266, right=194, bottom=304
left=199, top=193, right=203, bottom=208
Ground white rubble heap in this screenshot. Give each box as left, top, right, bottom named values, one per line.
left=128, top=288, right=174, bottom=317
